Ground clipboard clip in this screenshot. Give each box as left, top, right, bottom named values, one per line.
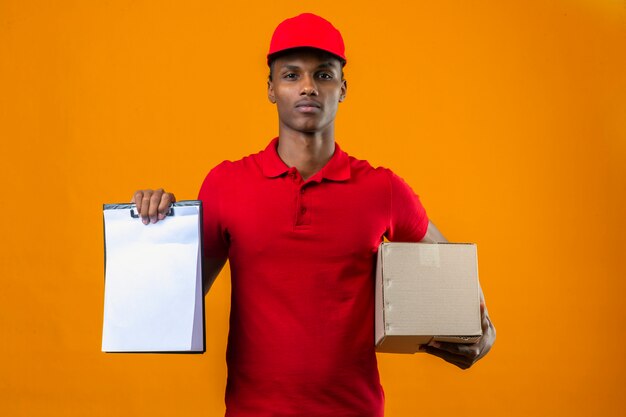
left=130, top=207, right=174, bottom=218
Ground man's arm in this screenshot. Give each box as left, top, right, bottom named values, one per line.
left=419, top=221, right=497, bottom=369
left=203, top=256, right=227, bottom=295
left=420, top=220, right=447, bottom=244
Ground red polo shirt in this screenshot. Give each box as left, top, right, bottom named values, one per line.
left=198, top=138, right=428, bottom=417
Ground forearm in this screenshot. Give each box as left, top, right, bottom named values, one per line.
left=203, top=256, right=228, bottom=295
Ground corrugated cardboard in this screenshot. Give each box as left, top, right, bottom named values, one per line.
left=375, top=242, right=482, bottom=354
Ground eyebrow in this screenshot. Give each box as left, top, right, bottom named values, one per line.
left=279, top=62, right=337, bottom=72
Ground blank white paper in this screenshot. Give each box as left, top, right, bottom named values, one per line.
left=101, top=202, right=204, bottom=352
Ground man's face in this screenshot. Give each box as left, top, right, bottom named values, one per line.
left=268, top=49, right=347, bottom=136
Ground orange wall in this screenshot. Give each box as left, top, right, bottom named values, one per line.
left=1, top=1, right=625, bottom=416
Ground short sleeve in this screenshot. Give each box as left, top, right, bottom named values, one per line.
left=197, top=163, right=230, bottom=260
left=385, top=170, right=429, bottom=242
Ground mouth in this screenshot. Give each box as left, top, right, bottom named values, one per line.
left=295, top=100, right=322, bottom=113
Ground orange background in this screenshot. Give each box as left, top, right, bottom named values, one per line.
left=1, top=1, right=625, bottom=416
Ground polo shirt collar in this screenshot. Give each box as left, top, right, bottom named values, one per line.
left=260, top=137, right=351, bottom=182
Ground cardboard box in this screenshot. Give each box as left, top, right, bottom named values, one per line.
left=375, top=242, right=482, bottom=353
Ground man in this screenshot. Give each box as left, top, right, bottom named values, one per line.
left=133, top=13, right=495, bottom=417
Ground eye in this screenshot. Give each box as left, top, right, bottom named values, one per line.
left=282, top=72, right=298, bottom=80
left=317, top=72, right=333, bottom=80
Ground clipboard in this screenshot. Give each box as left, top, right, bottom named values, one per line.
left=101, top=200, right=205, bottom=353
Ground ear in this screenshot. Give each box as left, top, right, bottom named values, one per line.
left=268, top=80, right=276, bottom=104
left=339, top=79, right=347, bottom=102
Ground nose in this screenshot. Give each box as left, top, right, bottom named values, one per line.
left=300, top=74, right=318, bottom=96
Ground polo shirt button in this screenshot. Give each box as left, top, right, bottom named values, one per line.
left=300, top=207, right=307, bottom=214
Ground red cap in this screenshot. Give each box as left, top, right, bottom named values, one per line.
left=267, top=13, right=346, bottom=65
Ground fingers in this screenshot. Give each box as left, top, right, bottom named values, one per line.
left=424, top=346, right=472, bottom=370
left=131, top=189, right=176, bottom=225
left=139, top=190, right=155, bottom=224
left=148, top=189, right=164, bottom=223
left=426, top=340, right=482, bottom=370
left=157, top=191, right=176, bottom=220
left=429, top=340, right=480, bottom=357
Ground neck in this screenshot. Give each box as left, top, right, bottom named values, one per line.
left=277, top=129, right=335, bottom=181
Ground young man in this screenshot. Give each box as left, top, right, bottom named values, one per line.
left=133, top=13, right=495, bottom=417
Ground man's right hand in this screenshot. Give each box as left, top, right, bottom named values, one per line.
left=132, top=189, right=176, bottom=225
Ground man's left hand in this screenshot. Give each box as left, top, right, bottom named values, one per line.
left=424, top=297, right=496, bottom=370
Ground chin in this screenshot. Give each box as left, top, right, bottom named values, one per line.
left=282, top=118, right=330, bottom=135
left=290, top=122, right=322, bottom=134
left=300, top=126, right=322, bottom=133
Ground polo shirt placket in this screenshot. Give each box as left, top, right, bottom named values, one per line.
left=286, top=167, right=312, bottom=228
left=262, top=139, right=352, bottom=230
